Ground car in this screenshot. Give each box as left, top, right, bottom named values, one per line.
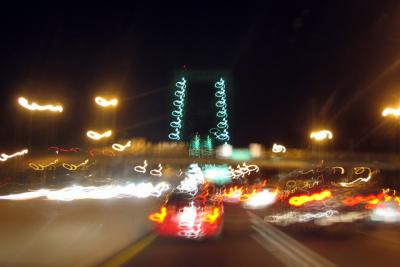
left=149, top=191, right=224, bottom=240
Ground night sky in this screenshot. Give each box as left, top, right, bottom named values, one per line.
left=1, top=1, right=400, bottom=152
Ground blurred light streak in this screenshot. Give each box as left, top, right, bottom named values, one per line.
left=216, top=144, right=233, bottom=158
left=0, top=182, right=170, bottom=201
left=382, top=106, right=400, bottom=117
left=150, top=164, right=163, bottom=177
left=203, top=165, right=231, bottom=184
left=62, top=159, right=89, bottom=171
left=371, top=203, right=400, bottom=222
left=18, top=97, right=63, bottom=112
left=168, top=77, right=187, bottom=141
left=28, top=159, right=58, bottom=171
left=243, top=189, right=277, bottom=209
left=272, top=143, right=286, bottom=153
left=223, top=186, right=244, bottom=202
left=176, top=164, right=205, bottom=196
left=315, top=211, right=370, bottom=226
left=310, top=130, right=333, bottom=141
left=203, top=207, right=220, bottom=224
left=249, top=143, right=263, bottom=158
left=86, top=130, right=112, bottom=140
left=265, top=210, right=338, bottom=226
left=342, top=193, right=384, bottom=207
left=0, top=149, right=28, bottom=162
left=332, top=166, right=345, bottom=175
left=289, top=190, right=332, bottom=207
left=149, top=207, right=167, bottom=223
left=336, top=167, right=372, bottom=187
left=210, top=78, right=230, bottom=142
left=177, top=204, right=203, bottom=239
left=95, top=96, right=118, bottom=107
left=112, top=141, right=131, bottom=151
left=134, top=160, right=148, bottom=173
left=229, top=163, right=259, bottom=179
left=48, top=147, right=80, bottom=153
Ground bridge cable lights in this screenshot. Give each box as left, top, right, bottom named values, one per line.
left=209, top=78, right=230, bottom=142
left=168, top=77, right=187, bottom=141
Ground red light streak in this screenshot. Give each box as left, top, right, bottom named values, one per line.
left=48, top=147, right=80, bottom=153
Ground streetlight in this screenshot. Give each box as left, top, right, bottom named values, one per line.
left=18, top=97, right=63, bottom=112
left=86, top=130, right=112, bottom=140
left=95, top=96, right=118, bottom=107
left=272, top=143, right=286, bottom=153
left=310, top=130, right=333, bottom=141
left=382, top=106, right=400, bottom=117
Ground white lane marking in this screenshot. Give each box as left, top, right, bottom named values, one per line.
left=249, top=211, right=337, bottom=267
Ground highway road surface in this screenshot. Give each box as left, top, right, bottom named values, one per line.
left=104, top=204, right=400, bottom=267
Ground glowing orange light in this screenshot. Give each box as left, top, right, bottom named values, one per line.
left=238, top=189, right=258, bottom=202
left=343, top=191, right=400, bottom=209
left=289, top=190, right=332, bottom=207
left=95, top=96, right=118, bottom=107
left=382, top=107, right=400, bottom=117
left=86, top=130, right=112, bottom=140
left=203, top=207, right=220, bottom=224
left=18, top=97, right=63, bottom=112
left=310, top=130, right=333, bottom=141
left=149, top=207, right=167, bottom=223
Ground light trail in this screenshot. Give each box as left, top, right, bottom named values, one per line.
left=28, top=159, right=59, bottom=171
left=265, top=210, right=339, bottom=226
left=86, top=130, right=112, bottom=140
left=336, top=167, right=372, bottom=187
left=310, top=130, right=333, bottom=141
left=112, top=141, right=131, bottom=151
left=18, top=97, right=63, bottom=112
left=0, top=182, right=170, bottom=201
left=176, top=164, right=205, bottom=196
left=95, top=96, right=118, bottom=107
left=62, top=159, right=90, bottom=171
left=48, top=147, right=80, bottom=153
left=0, top=149, right=28, bottom=162
left=229, top=163, right=259, bottom=179
left=382, top=106, right=400, bottom=117
left=289, top=190, right=332, bottom=207
left=243, top=189, right=277, bottom=209
left=272, top=143, right=286, bottom=153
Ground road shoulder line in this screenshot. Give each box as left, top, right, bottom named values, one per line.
left=101, top=233, right=158, bottom=267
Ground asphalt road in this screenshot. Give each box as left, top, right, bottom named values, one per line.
left=110, top=205, right=400, bottom=267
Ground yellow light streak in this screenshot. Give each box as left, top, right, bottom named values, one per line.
left=28, top=159, right=58, bottom=171
left=0, top=149, right=28, bottom=162
left=62, top=159, right=89, bottom=171
left=112, top=141, right=131, bottom=151
left=86, top=130, right=112, bottom=140
left=310, top=130, right=333, bottom=141
left=95, top=96, right=118, bottom=107
left=382, top=107, right=400, bottom=117
left=18, top=97, right=63, bottom=112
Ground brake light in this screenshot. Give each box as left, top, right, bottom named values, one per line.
left=203, top=207, right=220, bottom=224
left=149, top=207, right=167, bottom=223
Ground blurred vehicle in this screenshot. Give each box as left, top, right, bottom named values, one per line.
left=149, top=191, right=224, bottom=239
